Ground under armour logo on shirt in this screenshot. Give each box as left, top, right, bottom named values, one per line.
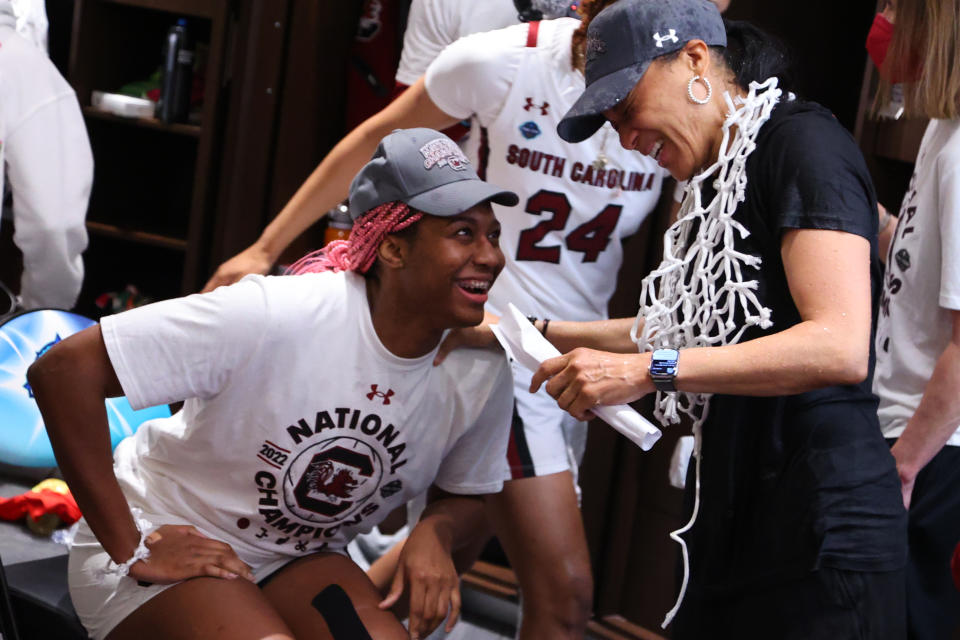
left=653, top=29, right=678, bottom=48
left=366, top=384, right=394, bottom=405
left=523, top=98, right=549, bottom=116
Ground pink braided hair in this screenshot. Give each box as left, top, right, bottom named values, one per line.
left=286, top=201, right=423, bottom=275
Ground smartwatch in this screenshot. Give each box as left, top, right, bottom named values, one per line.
left=649, top=348, right=680, bottom=392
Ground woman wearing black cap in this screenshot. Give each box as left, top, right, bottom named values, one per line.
left=537, top=0, right=907, bottom=636
left=27, top=128, right=518, bottom=640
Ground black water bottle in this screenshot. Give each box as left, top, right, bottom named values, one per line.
left=158, top=19, right=194, bottom=123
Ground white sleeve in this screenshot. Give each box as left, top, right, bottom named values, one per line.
left=424, top=25, right=525, bottom=125
left=99, top=277, right=271, bottom=410
left=433, top=360, right=513, bottom=495
left=6, top=91, right=92, bottom=309
left=938, top=160, right=960, bottom=310
left=395, top=0, right=457, bottom=86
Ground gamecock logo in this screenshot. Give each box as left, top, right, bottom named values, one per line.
left=283, top=437, right=383, bottom=523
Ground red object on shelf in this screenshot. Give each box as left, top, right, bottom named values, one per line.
left=0, top=479, right=81, bottom=526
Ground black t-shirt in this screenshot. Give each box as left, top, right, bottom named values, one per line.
left=683, top=100, right=907, bottom=597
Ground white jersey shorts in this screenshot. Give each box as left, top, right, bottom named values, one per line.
left=506, top=359, right=587, bottom=481
left=68, top=513, right=299, bottom=640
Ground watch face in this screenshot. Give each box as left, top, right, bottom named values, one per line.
left=650, top=361, right=677, bottom=377
left=650, top=349, right=679, bottom=379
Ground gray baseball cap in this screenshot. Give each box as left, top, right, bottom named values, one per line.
left=557, top=0, right=726, bottom=143
left=348, top=128, right=519, bottom=220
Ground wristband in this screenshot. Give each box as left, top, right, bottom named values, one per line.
left=540, top=318, right=551, bottom=337
left=100, top=508, right=154, bottom=578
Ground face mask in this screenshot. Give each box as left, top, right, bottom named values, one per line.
left=865, top=12, right=893, bottom=69
left=866, top=11, right=921, bottom=83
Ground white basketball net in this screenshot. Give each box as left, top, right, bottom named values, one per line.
left=632, top=76, right=782, bottom=433
left=631, top=77, right=785, bottom=629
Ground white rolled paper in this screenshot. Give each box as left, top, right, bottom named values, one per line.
left=491, top=303, right=662, bottom=451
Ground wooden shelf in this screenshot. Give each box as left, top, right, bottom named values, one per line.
left=83, top=106, right=201, bottom=137
left=462, top=563, right=666, bottom=640
left=461, top=561, right=519, bottom=602
left=99, top=0, right=219, bottom=20
left=86, top=221, right=188, bottom=251
left=587, top=616, right=667, bottom=640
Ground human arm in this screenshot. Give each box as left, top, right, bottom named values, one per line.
left=26, top=327, right=254, bottom=583
left=888, top=310, right=960, bottom=508
left=6, top=92, right=91, bottom=309
left=433, top=313, right=638, bottom=365
left=878, top=202, right=898, bottom=263
left=394, top=0, right=455, bottom=86
left=532, top=228, right=873, bottom=420
left=201, top=78, right=460, bottom=291
left=379, top=488, right=486, bottom=639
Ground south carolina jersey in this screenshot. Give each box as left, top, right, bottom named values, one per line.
left=426, top=17, right=667, bottom=321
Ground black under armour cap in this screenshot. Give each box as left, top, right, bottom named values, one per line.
left=557, top=0, right=726, bottom=143
left=348, top=128, right=518, bottom=220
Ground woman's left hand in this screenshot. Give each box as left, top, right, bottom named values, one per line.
left=530, top=348, right=654, bottom=420
left=379, top=521, right=461, bottom=640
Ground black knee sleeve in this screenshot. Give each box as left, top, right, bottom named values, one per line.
left=311, top=584, right=374, bottom=640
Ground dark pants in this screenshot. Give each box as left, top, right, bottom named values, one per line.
left=673, top=567, right=905, bottom=640
left=888, top=439, right=960, bottom=640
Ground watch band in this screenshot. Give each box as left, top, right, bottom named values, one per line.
left=653, top=376, right=677, bottom=393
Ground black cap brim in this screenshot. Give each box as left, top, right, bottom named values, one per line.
left=557, top=61, right=651, bottom=143
left=406, top=178, right=518, bottom=217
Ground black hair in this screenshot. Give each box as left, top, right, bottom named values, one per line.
left=513, top=0, right=541, bottom=22
left=712, top=20, right=796, bottom=95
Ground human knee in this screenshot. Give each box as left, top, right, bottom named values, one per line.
left=526, top=561, right=594, bottom=626
left=558, top=567, right=594, bottom=621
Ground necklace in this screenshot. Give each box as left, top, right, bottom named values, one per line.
left=591, top=124, right=613, bottom=170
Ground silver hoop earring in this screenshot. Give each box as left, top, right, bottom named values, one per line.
left=687, top=75, right=712, bottom=105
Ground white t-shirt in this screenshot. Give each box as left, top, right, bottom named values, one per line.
left=395, top=0, right=517, bottom=86
left=101, top=272, right=513, bottom=568
left=874, top=119, right=960, bottom=446
left=0, top=18, right=91, bottom=309
left=426, top=18, right=666, bottom=321
left=4, top=0, right=47, bottom=49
